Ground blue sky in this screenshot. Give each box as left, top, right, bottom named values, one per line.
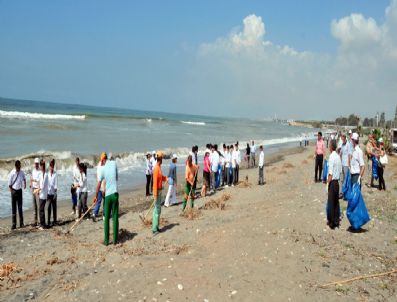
left=0, top=0, right=395, bottom=120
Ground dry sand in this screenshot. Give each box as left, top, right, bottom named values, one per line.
left=0, top=146, right=396, bottom=301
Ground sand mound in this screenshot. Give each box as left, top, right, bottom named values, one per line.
left=182, top=208, right=201, bottom=220
left=0, top=263, right=19, bottom=280
left=238, top=181, right=252, bottom=188
left=282, top=163, right=295, bottom=169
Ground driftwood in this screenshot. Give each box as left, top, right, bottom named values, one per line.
left=320, top=269, right=397, bottom=287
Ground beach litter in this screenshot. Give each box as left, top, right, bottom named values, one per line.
left=200, top=193, right=231, bottom=210
left=0, top=262, right=20, bottom=281
left=141, top=217, right=169, bottom=228
left=182, top=208, right=201, bottom=220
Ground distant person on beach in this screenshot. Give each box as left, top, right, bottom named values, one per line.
left=77, top=163, right=88, bottom=220
left=224, top=145, right=231, bottom=187
left=150, top=151, right=157, bottom=193
left=350, top=133, right=365, bottom=188
left=164, top=154, right=178, bottom=207
left=233, top=143, right=241, bottom=185
left=94, top=152, right=119, bottom=245
left=145, top=152, right=153, bottom=196
left=258, top=146, right=265, bottom=185
left=71, top=157, right=80, bottom=215
left=93, top=155, right=106, bottom=221
left=378, top=138, right=386, bottom=191
left=246, top=143, right=251, bottom=168
left=192, top=145, right=199, bottom=197
left=339, top=134, right=352, bottom=197
left=182, top=155, right=198, bottom=211
left=37, top=160, right=48, bottom=230
left=313, top=132, right=326, bottom=183
left=30, top=157, right=40, bottom=226
left=47, top=159, right=58, bottom=227
left=202, top=150, right=211, bottom=197
left=250, top=141, right=257, bottom=167
left=326, top=140, right=342, bottom=229
left=210, top=145, right=220, bottom=192
left=152, top=152, right=167, bottom=235
left=221, top=144, right=227, bottom=186
left=366, top=134, right=378, bottom=188
left=8, top=160, right=26, bottom=229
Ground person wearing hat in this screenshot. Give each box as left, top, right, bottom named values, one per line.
left=313, top=132, right=326, bottom=183
left=145, top=152, right=153, bottom=196
left=152, top=151, right=167, bottom=235
left=92, top=153, right=107, bottom=221
left=30, top=157, right=41, bottom=225
left=94, top=152, right=119, bottom=245
left=350, top=133, right=365, bottom=188
left=164, top=154, right=178, bottom=207
left=8, top=160, right=26, bottom=229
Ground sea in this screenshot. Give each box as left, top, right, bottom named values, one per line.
left=0, top=97, right=317, bottom=217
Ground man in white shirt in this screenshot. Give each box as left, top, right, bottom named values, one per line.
left=210, top=144, right=220, bottom=192
left=30, top=157, right=41, bottom=225
left=251, top=141, right=257, bottom=167
left=258, top=146, right=265, bottom=185
left=71, top=157, right=80, bottom=215
left=350, top=133, right=365, bottom=188
left=37, top=160, right=49, bottom=229
left=232, top=144, right=241, bottom=186
left=327, top=140, right=342, bottom=229
left=47, top=159, right=58, bottom=226
left=8, top=160, right=26, bottom=229
left=339, top=134, right=352, bottom=195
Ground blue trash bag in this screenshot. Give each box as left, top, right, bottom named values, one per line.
left=371, top=156, right=379, bottom=180
left=346, top=183, right=371, bottom=230
left=325, top=199, right=341, bottom=225
left=322, top=159, right=328, bottom=182
left=342, top=169, right=351, bottom=200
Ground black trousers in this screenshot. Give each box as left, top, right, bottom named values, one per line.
left=378, top=166, right=386, bottom=190
left=327, top=180, right=340, bottom=228
left=11, top=189, right=23, bottom=228
left=47, top=194, right=57, bottom=225
left=315, top=154, right=324, bottom=181
left=146, top=174, right=151, bottom=195
left=39, top=198, right=46, bottom=227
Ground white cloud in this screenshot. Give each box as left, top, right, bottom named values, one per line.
left=190, top=1, right=397, bottom=119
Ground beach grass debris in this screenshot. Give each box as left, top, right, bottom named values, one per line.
left=46, top=257, right=63, bottom=266
left=141, top=217, right=169, bottom=228
left=302, top=160, right=308, bottom=164
left=182, top=208, right=201, bottom=220
left=238, top=180, right=252, bottom=188
left=282, top=163, right=295, bottom=169
left=278, top=170, right=287, bottom=174
left=0, top=262, right=20, bottom=281
left=201, top=193, right=231, bottom=210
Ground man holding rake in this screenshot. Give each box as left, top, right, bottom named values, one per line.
left=182, top=155, right=198, bottom=211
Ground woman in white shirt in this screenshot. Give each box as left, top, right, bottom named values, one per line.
left=37, top=160, right=49, bottom=229
left=77, top=163, right=88, bottom=219
left=47, top=159, right=58, bottom=226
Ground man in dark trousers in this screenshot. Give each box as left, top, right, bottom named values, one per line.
left=313, top=132, right=326, bottom=183
left=326, top=140, right=342, bottom=229
left=8, top=160, right=26, bottom=229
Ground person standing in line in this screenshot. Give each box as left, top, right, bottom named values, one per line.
left=339, top=134, right=352, bottom=196
left=145, top=152, right=153, bottom=196
left=250, top=141, right=257, bottom=167
left=182, top=155, right=198, bottom=211
left=210, top=145, right=220, bottom=192
left=47, top=159, right=58, bottom=227
left=192, top=146, right=199, bottom=197
left=350, top=133, right=365, bottom=188
left=230, top=145, right=237, bottom=187
left=77, top=163, right=88, bottom=220
left=150, top=151, right=157, bottom=194
left=234, top=143, right=241, bottom=184
left=222, top=144, right=227, bottom=186
left=152, top=152, right=167, bottom=235
left=313, top=132, right=326, bottom=183
left=201, top=150, right=211, bottom=197
left=366, top=134, right=378, bottom=188
left=37, top=160, right=48, bottom=230
left=94, top=152, right=119, bottom=246
left=164, top=154, right=178, bottom=207
left=224, top=145, right=231, bottom=187
left=8, top=160, right=26, bottom=230
left=30, top=158, right=41, bottom=226
left=246, top=143, right=251, bottom=168
left=326, top=140, right=342, bottom=229
left=71, top=157, right=80, bottom=215
left=93, top=154, right=107, bottom=221
left=377, top=138, right=386, bottom=191
left=258, top=146, right=265, bottom=185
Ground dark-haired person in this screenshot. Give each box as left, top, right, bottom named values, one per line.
left=30, top=157, right=40, bottom=226
left=378, top=138, right=386, bottom=191
left=326, top=140, right=342, bottom=229
left=201, top=150, right=211, bottom=197
left=164, top=154, right=178, bottom=207
left=37, top=160, right=49, bottom=230
left=313, top=132, right=326, bottom=183
left=93, top=154, right=106, bottom=221
left=47, top=159, right=58, bottom=227
left=152, top=152, right=167, bottom=235
left=246, top=143, right=251, bottom=168
left=258, top=146, right=265, bottom=185
left=232, top=143, right=241, bottom=185
left=210, top=144, right=220, bottom=192
left=77, top=163, right=88, bottom=219
left=8, top=160, right=26, bottom=229
left=94, top=152, right=119, bottom=245
left=71, top=157, right=80, bottom=215
left=350, top=133, right=365, bottom=188
left=182, top=155, right=198, bottom=211
left=250, top=141, right=257, bottom=167
left=145, top=152, right=153, bottom=196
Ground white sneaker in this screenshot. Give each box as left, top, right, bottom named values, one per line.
left=225, top=185, right=229, bottom=188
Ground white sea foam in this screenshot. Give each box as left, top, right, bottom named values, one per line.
left=181, top=121, right=206, bottom=126
left=0, top=110, right=86, bottom=120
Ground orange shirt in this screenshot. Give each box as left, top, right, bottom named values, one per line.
left=153, top=163, right=167, bottom=197
left=185, top=164, right=198, bottom=185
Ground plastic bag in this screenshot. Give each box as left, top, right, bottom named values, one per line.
left=342, top=169, right=351, bottom=200
left=379, top=154, right=388, bottom=166
left=346, top=183, right=370, bottom=230
left=371, top=156, right=379, bottom=180
left=322, top=159, right=328, bottom=182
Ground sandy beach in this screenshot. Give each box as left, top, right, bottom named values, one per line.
left=0, top=146, right=396, bottom=301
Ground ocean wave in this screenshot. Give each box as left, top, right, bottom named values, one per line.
left=181, top=121, right=206, bottom=126
left=0, top=110, right=86, bottom=120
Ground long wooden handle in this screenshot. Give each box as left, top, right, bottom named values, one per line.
left=142, top=198, right=156, bottom=221
left=320, top=269, right=397, bottom=287
left=69, top=202, right=96, bottom=233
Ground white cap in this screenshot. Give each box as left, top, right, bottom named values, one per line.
left=352, top=133, right=359, bottom=141
left=152, top=150, right=156, bottom=155
left=171, top=154, right=178, bottom=160
left=34, top=158, right=39, bottom=164
left=348, top=130, right=352, bottom=134
left=378, top=137, right=383, bottom=143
